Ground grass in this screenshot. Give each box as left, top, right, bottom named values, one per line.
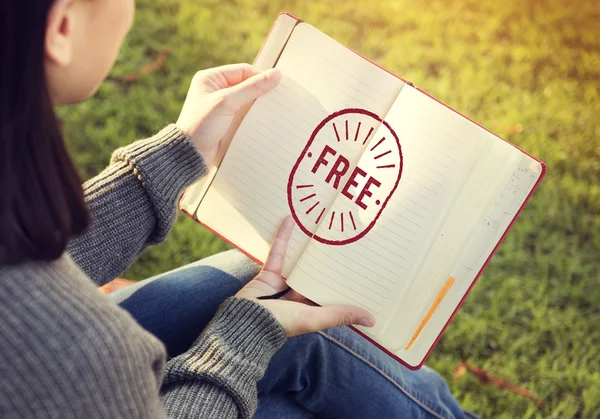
left=59, top=0, right=600, bottom=417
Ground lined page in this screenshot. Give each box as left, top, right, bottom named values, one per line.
left=392, top=127, right=519, bottom=346
left=396, top=151, right=543, bottom=367
left=287, top=86, right=488, bottom=339
left=197, top=23, right=404, bottom=275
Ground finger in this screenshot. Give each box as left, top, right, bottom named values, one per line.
left=263, top=216, right=294, bottom=274
left=196, top=63, right=261, bottom=90
left=301, top=305, right=376, bottom=333
left=218, top=63, right=261, bottom=87
left=221, top=68, right=282, bottom=109
left=253, top=271, right=288, bottom=293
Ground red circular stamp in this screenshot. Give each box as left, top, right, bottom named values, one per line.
left=288, top=108, right=403, bottom=245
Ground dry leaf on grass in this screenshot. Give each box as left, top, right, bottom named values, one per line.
left=454, top=361, right=546, bottom=413
left=119, top=48, right=171, bottom=84
left=505, top=123, right=524, bottom=135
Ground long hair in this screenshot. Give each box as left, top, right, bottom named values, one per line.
left=0, top=1, right=89, bottom=265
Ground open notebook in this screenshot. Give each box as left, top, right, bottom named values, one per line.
left=180, top=13, right=546, bottom=369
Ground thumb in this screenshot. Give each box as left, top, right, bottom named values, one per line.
left=303, top=305, right=376, bottom=334
left=221, top=68, right=282, bottom=109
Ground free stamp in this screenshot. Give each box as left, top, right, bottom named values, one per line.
left=288, top=108, right=403, bottom=245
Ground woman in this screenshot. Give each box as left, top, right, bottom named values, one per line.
left=0, top=0, right=475, bottom=418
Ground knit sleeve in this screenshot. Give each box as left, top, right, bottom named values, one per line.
left=68, top=125, right=207, bottom=285
left=161, top=297, right=287, bottom=418
left=0, top=259, right=286, bottom=419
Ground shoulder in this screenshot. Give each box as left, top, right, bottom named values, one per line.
left=0, top=254, right=166, bottom=418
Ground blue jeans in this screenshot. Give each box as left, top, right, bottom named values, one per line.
left=110, top=250, right=475, bottom=419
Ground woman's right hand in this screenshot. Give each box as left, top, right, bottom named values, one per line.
left=235, top=217, right=376, bottom=338
left=176, top=63, right=281, bottom=166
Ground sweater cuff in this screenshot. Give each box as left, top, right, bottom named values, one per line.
left=162, top=298, right=287, bottom=417
left=110, top=125, right=208, bottom=240
left=201, top=297, right=287, bottom=362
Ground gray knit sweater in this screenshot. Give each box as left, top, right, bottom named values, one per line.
left=0, top=125, right=287, bottom=418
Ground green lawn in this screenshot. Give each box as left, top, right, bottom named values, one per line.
left=59, top=0, right=600, bottom=417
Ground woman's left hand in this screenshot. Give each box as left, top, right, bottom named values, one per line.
left=176, top=63, right=281, bottom=165
left=235, top=217, right=376, bottom=338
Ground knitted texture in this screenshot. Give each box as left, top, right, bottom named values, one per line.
left=0, top=126, right=287, bottom=418
left=68, top=125, right=207, bottom=285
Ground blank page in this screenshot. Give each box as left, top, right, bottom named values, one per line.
left=396, top=150, right=543, bottom=367
left=390, top=126, right=522, bottom=349
left=197, top=23, right=404, bottom=275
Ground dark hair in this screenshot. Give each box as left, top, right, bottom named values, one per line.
left=0, top=2, right=88, bottom=265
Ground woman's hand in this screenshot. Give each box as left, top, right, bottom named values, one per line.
left=235, top=217, right=376, bottom=337
left=176, top=63, right=281, bottom=165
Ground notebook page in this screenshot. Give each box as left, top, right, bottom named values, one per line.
left=287, top=85, right=488, bottom=338
left=197, top=22, right=404, bottom=276
left=397, top=151, right=544, bottom=367
left=389, top=124, right=522, bottom=351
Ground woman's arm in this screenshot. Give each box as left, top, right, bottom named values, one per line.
left=161, top=297, right=286, bottom=417
left=68, top=64, right=282, bottom=286
left=2, top=218, right=373, bottom=419
left=67, top=125, right=206, bottom=285
left=0, top=253, right=284, bottom=419
left=161, top=218, right=374, bottom=418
